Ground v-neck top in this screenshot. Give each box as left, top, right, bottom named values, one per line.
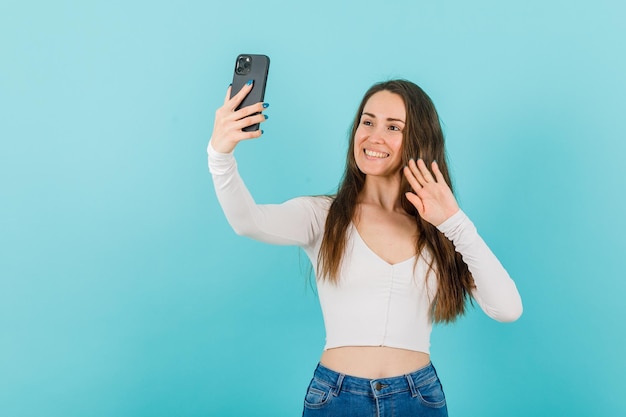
left=208, top=143, right=523, bottom=353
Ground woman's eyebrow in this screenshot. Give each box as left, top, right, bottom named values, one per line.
left=362, top=112, right=405, bottom=124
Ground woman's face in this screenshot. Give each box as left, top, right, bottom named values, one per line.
left=353, top=90, right=406, bottom=178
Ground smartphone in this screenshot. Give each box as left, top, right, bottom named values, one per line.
left=230, top=54, right=270, bottom=131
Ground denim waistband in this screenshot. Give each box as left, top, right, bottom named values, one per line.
left=312, top=362, right=440, bottom=398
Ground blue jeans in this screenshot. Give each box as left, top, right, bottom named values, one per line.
left=302, top=362, right=448, bottom=417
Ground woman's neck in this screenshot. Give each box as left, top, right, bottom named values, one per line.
left=358, top=174, right=403, bottom=212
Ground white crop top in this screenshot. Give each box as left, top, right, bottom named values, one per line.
left=208, top=143, right=523, bottom=354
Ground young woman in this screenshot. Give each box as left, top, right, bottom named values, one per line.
left=208, top=79, right=522, bottom=416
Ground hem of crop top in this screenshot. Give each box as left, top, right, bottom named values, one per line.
left=323, top=341, right=431, bottom=354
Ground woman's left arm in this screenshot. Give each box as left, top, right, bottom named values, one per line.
left=437, top=211, right=523, bottom=322
left=404, top=158, right=523, bottom=322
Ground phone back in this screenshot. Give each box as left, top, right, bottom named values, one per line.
left=230, top=54, right=270, bottom=111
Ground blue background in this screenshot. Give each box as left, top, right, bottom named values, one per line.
left=2, top=0, right=625, bottom=416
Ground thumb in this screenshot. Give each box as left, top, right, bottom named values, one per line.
left=405, top=192, right=425, bottom=216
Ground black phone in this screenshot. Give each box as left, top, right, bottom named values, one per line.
left=230, top=54, right=270, bottom=131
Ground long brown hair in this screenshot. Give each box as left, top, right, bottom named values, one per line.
left=317, top=79, right=474, bottom=323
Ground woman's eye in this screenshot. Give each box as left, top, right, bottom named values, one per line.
left=362, top=120, right=373, bottom=126
left=389, top=125, right=400, bottom=131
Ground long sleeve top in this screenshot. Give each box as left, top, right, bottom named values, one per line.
left=208, top=142, right=523, bottom=353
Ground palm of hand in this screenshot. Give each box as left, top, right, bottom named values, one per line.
left=403, top=159, right=459, bottom=227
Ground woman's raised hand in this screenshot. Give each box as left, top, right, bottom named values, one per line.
left=403, top=159, right=460, bottom=227
left=209, top=81, right=268, bottom=153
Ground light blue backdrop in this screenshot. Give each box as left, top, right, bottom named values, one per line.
left=1, top=0, right=625, bottom=416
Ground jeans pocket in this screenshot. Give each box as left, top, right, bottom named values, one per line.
left=303, top=378, right=334, bottom=409
left=415, top=376, right=447, bottom=408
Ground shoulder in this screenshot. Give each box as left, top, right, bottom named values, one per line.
left=305, top=195, right=334, bottom=210
left=285, top=194, right=332, bottom=207
left=285, top=195, right=333, bottom=218
left=283, top=196, right=333, bottom=231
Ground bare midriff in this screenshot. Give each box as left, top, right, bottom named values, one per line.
left=319, top=346, right=431, bottom=379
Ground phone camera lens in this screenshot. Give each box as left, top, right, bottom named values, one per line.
left=236, top=56, right=251, bottom=75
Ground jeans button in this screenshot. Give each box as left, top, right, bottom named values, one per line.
left=375, top=382, right=382, bottom=390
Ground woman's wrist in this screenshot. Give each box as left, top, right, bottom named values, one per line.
left=208, top=138, right=235, bottom=155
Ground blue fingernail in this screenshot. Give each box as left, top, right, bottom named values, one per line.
left=246, top=79, right=253, bottom=86
left=264, top=114, right=268, bottom=119
left=261, top=130, right=264, bottom=134
left=263, top=103, right=269, bottom=108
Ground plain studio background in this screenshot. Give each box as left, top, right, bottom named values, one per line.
left=1, top=0, right=625, bottom=416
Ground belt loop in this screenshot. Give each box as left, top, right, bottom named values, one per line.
left=405, top=373, right=418, bottom=398
left=333, top=373, right=345, bottom=397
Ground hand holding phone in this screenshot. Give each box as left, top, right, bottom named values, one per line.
left=230, top=54, right=270, bottom=132
left=209, top=54, right=270, bottom=153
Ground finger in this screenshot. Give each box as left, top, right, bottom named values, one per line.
left=236, top=128, right=264, bottom=142
left=403, top=165, right=422, bottom=191
left=223, top=85, right=232, bottom=105
left=431, top=160, right=447, bottom=184
left=416, top=158, right=436, bottom=183
left=405, top=192, right=425, bottom=215
left=234, top=101, right=267, bottom=120
left=408, top=159, right=428, bottom=186
left=227, top=80, right=254, bottom=110
left=235, top=113, right=267, bottom=131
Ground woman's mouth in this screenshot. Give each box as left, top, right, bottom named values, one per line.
left=364, top=149, right=390, bottom=158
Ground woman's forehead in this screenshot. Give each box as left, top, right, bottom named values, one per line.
left=363, top=91, right=406, bottom=120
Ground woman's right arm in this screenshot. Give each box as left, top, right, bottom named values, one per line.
left=208, top=84, right=328, bottom=247
left=208, top=142, right=328, bottom=246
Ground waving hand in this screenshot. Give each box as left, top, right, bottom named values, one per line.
left=403, top=159, right=460, bottom=226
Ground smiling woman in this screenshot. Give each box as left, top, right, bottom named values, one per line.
left=208, top=79, right=522, bottom=417
left=354, top=90, right=406, bottom=177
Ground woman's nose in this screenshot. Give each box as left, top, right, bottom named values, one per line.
left=369, top=127, right=386, bottom=143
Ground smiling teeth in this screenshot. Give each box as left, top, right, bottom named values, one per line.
left=365, top=149, right=390, bottom=158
